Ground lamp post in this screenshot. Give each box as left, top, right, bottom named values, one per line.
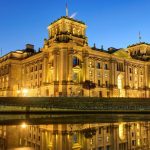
left=22, top=88, right=29, bottom=97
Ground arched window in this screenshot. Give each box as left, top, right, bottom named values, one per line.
left=73, top=56, right=80, bottom=67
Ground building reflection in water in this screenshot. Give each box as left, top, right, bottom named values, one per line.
left=0, top=122, right=150, bottom=150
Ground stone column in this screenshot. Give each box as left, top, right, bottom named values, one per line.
left=126, top=124, right=131, bottom=150
left=59, top=47, right=68, bottom=96
left=83, top=53, right=89, bottom=81
left=53, top=49, right=59, bottom=81
left=114, top=62, right=117, bottom=87
left=124, top=62, right=129, bottom=97
left=111, top=60, right=115, bottom=87
left=102, top=61, right=105, bottom=86
left=43, top=53, right=48, bottom=83
left=53, top=49, right=60, bottom=96
left=110, top=59, right=115, bottom=97
left=144, top=65, right=148, bottom=97
left=68, top=49, right=73, bottom=82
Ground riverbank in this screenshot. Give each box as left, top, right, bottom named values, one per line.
left=0, top=97, right=150, bottom=113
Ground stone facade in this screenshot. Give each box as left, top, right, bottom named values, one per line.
left=0, top=16, right=150, bottom=97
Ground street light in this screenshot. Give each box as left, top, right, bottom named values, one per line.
left=22, top=88, right=29, bottom=97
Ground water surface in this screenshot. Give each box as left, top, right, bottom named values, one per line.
left=0, top=114, right=150, bottom=150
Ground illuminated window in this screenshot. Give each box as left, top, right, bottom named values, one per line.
left=137, top=123, right=140, bottom=129
left=137, top=139, right=140, bottom=146
left=73, top=28, right=76, bottom=34
left=135, top=68, right=137, bottom=74
left=89, top=71, right=92, bottom=76
left=106, top=136, right=109, bottom=142
left=89, top=61, right=92, bottom=67
left=78, top=30, right=80, bottom=35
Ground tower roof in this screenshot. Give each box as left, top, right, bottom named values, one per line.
left=49, top=16, right=86, bottom=26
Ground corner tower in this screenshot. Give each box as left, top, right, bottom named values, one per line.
left=45, top=16, right=88, bottom=47
left=42, top=16, right=88, bottom=97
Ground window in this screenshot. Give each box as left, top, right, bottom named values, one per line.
left=130, top=76, right=132, bottom=81
left=107, top=91, right=110, bottom=97
left=73, top=57, right=80, bottom=67
left=106, top=127, right=109, bottom=133
left=39, top=64, right=42, bottom=70
left=30, top=67, right=33, bottom=72
left=50, top=60, right=54, bottom=67
left=132, top=140, right=135, bottom=146
left=106, top=81, right=108, bottom=87
left=98, top=80, right=100, bottom=87
left=46, top=89, right=49, bottom=96
left=117, top=63, right=124, bottom=72
left=99, top=127, right=102, bottom=134
left=35, top=66, right=37, bottom=71
left=97, top=63, right=101, bottom=69
left=97, top=71, right=100, bottom=77
left=35, top=74, right=38, bottom=79
left=40, top=73, right=42, bottom=78
left=106, top=146, right=110, bottom=150
left=89, top=71, right=92, bottom=77
left=99, top=91, right=102, bottom=97
left=73, top=72, right=80, bottom=83
left=104, top=64, right=108, bottom=70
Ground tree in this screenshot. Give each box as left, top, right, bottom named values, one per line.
left=83, top=80, right=96, bottom=97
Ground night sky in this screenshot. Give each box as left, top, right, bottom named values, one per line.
left=0, top=0, right=150, bottom=55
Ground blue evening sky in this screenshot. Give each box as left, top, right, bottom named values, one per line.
left=0, top=0, right=150, bottom=55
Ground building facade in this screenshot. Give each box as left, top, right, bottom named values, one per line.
left=0, top=16, right=150, bottom=97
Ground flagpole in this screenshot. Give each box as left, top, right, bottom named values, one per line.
left=66, top=1, right=69, bottom=17
left=139, top=32, right=142, bottom=43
